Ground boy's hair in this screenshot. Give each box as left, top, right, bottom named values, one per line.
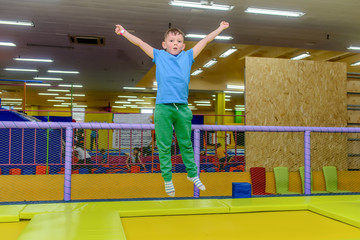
left=164, top=28, right=185, bottom=40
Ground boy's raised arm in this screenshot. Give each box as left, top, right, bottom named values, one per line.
left=115, top=24, right=154, bottom=59
left=192, top=21, right=229, bottom=59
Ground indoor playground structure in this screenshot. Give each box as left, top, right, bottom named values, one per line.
left=1, top=120, right=360, bottom=239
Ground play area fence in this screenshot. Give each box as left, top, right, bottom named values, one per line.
left=0, top=121, right=359, bottom=202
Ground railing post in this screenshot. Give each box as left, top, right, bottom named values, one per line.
left=194, top=129, right=201, bottom=198
left=64, top=127, right=73, bottom=201
left=304, top=131, right=311, bottom=195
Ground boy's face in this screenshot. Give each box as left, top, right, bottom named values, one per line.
left=162, top=32, right=185, bottom=55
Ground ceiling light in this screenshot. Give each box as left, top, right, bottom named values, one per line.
left=235, top=105, right=245, bottom=107
left=14, top=58, right=53, bottom=62
left=75, top=105, right=87, bottom=108
left=143, top=96, right=157, bottom=99
left=123, top=87, right=146, bottom=90
left=191, top=68, right=203, bottom=76
left=291, top=52, right=310, bottom=60
left=225, top=95, right=231, bottom=98
left=34, top=77, right=63, bottom=81
left=53, top=105, right=68, bottom=107
left=48, top=70, right=79, bottom=74
left=65, top=94, right=85, bottom=97
left=235, top=108, right=245, bottom=111
left=1, top=98, right=22, bottom=101
left=55, top=97, right=73, bottom=100
left=169, top=0, right=234, bottom=11
left=115, top=101, right=131, bottom=104
left=152, top=88, right=157, bottom=91
left=61, top=103, right=72, bottom=105
left=348, top=46, right=360, bottom=51
left=225, top=99, right=231, bottom=101
left=203, top=59, right=217, bottom=68
left=194, top=100, right=211, bottom=104
left=245, top=7, right=305, bottom=17
left=213, top=98, right=216, bottom=101
left=118, top=95, right=137, bottom=98
left=26, top=83, right=51, bottom=86
left=219, top=47, right=238, bottom=58
left=48, top=89, right=70, bottom=92
left=351, top=61, right=360, bottom=67
left=4, top=68, right=38, bottom=72
left=58, top=84, right=83, bottom=88
left=196, top=104, right=212, bottom=106
left=113, top=106, right=126, bottom=109
left=128, top=99, right=144, bottom=102
left=224, top=90, right=244, bottom=94
left=38, top=93, right=59, bottom=96
left=124, top=105, right=136, bottom=107
left=0, top=42, right=16, bottom=47
left=185, top=34, right=233, bottom=40
left=225, top=109, right=233, bottom=111
left=47, top=99, right=64, bottom=102
left=227, top=84, right=244, bottom=90
left=0, top=20, right=34, bottom=26
left=141, top=109, right=154, bottom=114
left=212, top=95, right=216, bottom=97
left=153, top=81, right=157, bottom=86
left=136, top=102, right=151, bottom=104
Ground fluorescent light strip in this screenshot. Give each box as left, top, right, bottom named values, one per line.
left=136, top=102, right=151, bottom=105
left=225, top=109, right=233, bottom=111
left=196, top=104, right=212, bottom=106
left=143, top=96, right=157, bottom=99
left=235, top=105, right=245, bottom=107
left=1, top=102, right=22, bottom=105
left=58, top=84, right=83, bottom=88
left=245, top=7, right=305, bottom=17
left=48, top=70, right=79, bottom=74
left=128, top=99, right=144, bottom=102
left=75, top=105, right=87, bottom=108
left=224, top=90, right=244, bottom=94
left=113, top=106, right=126, bottom=109
left=55, top=97, right=73, bottom=100
left=348, top=46, right=360, bottom=51
left=191, top=68, right=203, bottom=76
left=225, top=99, right=231, bottom=101
left=53, top=105, right=69, bottom=107
left=203, top=59, right=217, bottom=68
left=236, top=108, right=245, bottom=111
left=141, top=109, right=154, bottom=114
left=38, top=93, right=59, bottom=96
left=48, top=89, right=70, bottom=92
left=65, top=94, right=85, bottom=97
left=14, top=58, right=53, bottom=62
left=219, top=47, right=238, bottom=58
left=185, top=34, right=233, bottom=40
left=4, top=68, right=38, bottom=72
left=227, top=84, right=244, bottom=90
left=153, top=81, right=157, bottom=86
left=118, top=95, right=137, bottom=98
left=1, top=98, right=22, bottom=101
left=0, top=42, right=16, bottom=47
left=194, top=101, right=210, bottom=104
left=351, top=61, right=360, bottom=67
left=0, top=20, right=34, bottom=26
left=124, top=105, right=137, bottom=107
left=47, top=99, right=64, bottom=102
left=115, top=101, right=131, bottom=104
left=123, top=87, right=146, bottom=90
left=169, top=1, right=234, bottom=11
left=26, top=83, right=51, bottom=86
left=34, top=77, right=63, bottom=81
left=152, top=88, right=158, bottom=91
left=291, top=52, right=310, bottom=60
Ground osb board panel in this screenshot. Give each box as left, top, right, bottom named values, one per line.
left=348, top=110, right=360, bottom=123
left=347, top=79, right=360, bottom=92
left=347, top=95, right=360, bottom=105
left=348, top=157, right=360, bottom=169
left=245, top=57, right=347, bottom=171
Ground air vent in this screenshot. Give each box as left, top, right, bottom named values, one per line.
left=69, top=35, right=105, bottom=45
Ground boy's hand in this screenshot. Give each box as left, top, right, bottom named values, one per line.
left=115, top=24, right=125, bottom=35
left=220, top=21, right=230, bottom=30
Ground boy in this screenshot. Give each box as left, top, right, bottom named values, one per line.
left=115, top=21, right=229, bottom=197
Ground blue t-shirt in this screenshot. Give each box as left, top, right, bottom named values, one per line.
left=152, top=49, right=194, bottom=104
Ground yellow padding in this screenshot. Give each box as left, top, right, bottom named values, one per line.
left=221, top=196, right=308, bottom=213
left=18, top=210, right=126, bottom=240
left=0, top=205, right=26, bottom=222
left=309, top=201, right=360, bottom=228
left=20, top=202, right=88, bottom=219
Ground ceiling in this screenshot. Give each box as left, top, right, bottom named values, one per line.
left=1, top=0, right=360, bottom=110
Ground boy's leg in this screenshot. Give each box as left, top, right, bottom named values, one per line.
left=154, top=104, right=174, bottom=182
left=173, top=105, right=198, bottom=178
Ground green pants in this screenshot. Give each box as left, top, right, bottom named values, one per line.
left=154, top=104, right=198, bottom=182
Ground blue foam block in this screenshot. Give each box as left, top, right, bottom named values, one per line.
left=232, top=182, right=252, bottom=198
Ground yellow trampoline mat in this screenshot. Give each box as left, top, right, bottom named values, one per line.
left=0, top=220, right=29, bottom=240
left=122, top=211, right=360, bottom=240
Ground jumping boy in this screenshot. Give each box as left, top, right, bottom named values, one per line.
left=115, top=21, right=229, bottom=197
